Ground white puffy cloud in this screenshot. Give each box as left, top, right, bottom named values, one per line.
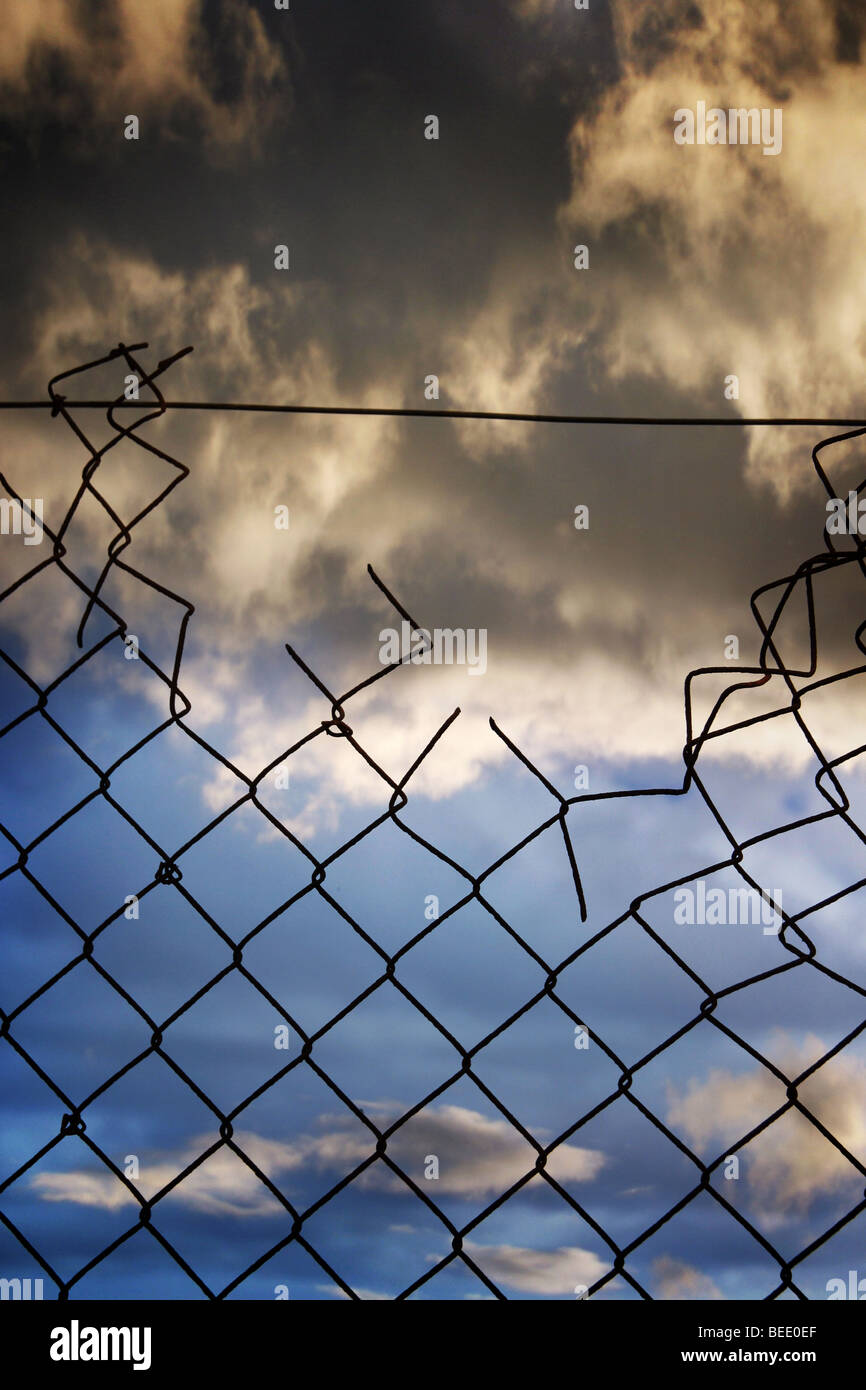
left=652, top=1254, right=724, bottom=1300
left=461, top=1239, right=607, bottom=1294
left=666, top=1031, right=866, bottom=1218
left=31, top=1102, right=604, bottom=1213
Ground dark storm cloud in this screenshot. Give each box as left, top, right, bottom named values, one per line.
left=1, top=0, right=864, bottom=797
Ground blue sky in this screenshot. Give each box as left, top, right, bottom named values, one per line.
left=2, top=532, right=866, bottom=1300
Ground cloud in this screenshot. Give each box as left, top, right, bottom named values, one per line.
left=652, top=1254, right=724, bottom=1300
left=0, top=239, right=688, bottom=816
left=370, top=1102, right=605, bottom=1195
left=462, top=1239, right=607, bottom=1294
left=320, top=1239, right=611, bottom=1299
left=29, top=237, right=287, bottom=393
left=32, top=1134, right=299, bottom=1218
left=444, top=264, right=585, bottom=458
left=7, top=36, right=865, bottom=824
left=0, top=0, right=288, bottom=154
left=7, top=360, right=854, bottom=843
left=561, top=0, right=866, bottom=500
left=666, top=1031, right=866, bottom=1218
left=30, top=1103, right=604, bottom=1214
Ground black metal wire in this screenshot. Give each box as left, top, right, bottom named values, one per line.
left=0, top=343, right=864, bottom=1300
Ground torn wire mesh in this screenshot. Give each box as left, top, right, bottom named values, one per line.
left=0, top=344, right=864, bottom=1300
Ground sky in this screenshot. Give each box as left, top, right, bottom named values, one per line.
left=1, top=0, right=866, bottom=1301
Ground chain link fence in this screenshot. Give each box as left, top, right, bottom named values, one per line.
left=0, top=344, right=864, bottom=1299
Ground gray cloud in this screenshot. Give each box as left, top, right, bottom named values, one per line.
left=562, top=0, right=866, bottom=499
left=0, top=0, right=288, bottom=155
left=1, top=0, right=862, bottom=827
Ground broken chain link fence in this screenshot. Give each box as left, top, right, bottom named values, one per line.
left=1, top=343, right=865, bottom=1300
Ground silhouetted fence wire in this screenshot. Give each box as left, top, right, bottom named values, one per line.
left=0, top=343, right=865, bottom=1299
